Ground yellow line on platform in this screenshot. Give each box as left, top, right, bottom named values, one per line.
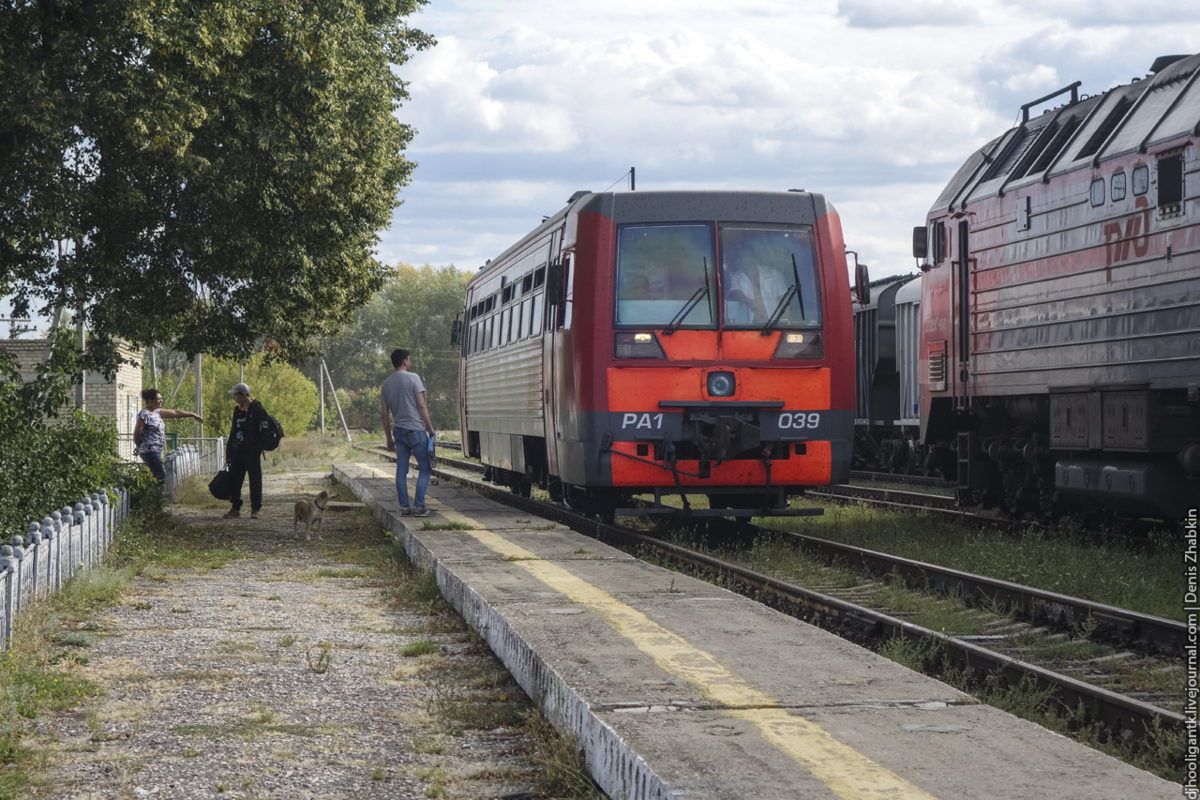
left=351, top=463, right=936, bottom=799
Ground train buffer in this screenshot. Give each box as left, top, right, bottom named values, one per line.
left=334, top=459, right=1180, bottom=800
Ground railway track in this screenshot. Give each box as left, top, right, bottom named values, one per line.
left=850, top=469, right=954, bottom=490
left=811, top=483, right=958, bottom=512
left=359, top=445, right=1185, bottom=743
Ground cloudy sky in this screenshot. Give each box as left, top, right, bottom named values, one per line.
left=380, top=0, right=1200, bottom=280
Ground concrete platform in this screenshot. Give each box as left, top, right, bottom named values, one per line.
left=334, top=460, right=1180, bottom=800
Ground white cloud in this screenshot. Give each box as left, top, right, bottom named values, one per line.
left=1005, top=0, right=1200, bottom=25
left=385, top=0, right=1198, bottom=275
left=1003, top=64, right=1059, bottom=93
left=837, top=0, right=980, bottom=28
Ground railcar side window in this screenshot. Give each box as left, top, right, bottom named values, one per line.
left=530, top=294, right=543, bottom=336
left=1111, top=171, right=1126, bottom=202
left=719, top=224, right=821, bottom=328
left=615, top=224, right=717, bottom=328
left=1133, top=165, right=1149, bottom=196
left=1090, top=178, right=1105, bottom=207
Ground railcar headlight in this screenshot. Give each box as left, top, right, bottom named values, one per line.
left=773, top=332, right=823, bottom=359
left=615, top=332, right=666, bottom=359
left=706, top=371, right=736, bottom=397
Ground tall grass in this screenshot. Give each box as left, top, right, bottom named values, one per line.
left=762, top=502, right=1182, bottom=620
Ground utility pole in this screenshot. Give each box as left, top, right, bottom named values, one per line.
left=75, top=306, right=86, bottom=411
left=194, top=353, right=203, bottom=439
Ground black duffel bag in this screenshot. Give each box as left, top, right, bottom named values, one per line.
left=208, top=463, right=234, bottom=501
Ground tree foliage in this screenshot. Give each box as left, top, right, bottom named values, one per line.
left=317, top=263, right=468, bottom=430
left=0, top=0, right=434, bottom=372
left=151, top=353, right=319, bottom=441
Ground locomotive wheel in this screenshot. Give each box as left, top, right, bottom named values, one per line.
left=563, top=485, right=615, bottom=523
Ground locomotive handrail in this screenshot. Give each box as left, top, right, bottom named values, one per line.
left=1020, top=81, right=1081, bottom=124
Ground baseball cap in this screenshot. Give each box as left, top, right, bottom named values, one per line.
left=228, top=382, right=251, bottom=396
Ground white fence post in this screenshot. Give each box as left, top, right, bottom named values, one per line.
left=1, top=549, right=15, bottom=644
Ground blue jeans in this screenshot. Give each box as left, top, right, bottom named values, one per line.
left=139, top=450, right=166, bottom=484
left=394, top=427, right=431, bottom=508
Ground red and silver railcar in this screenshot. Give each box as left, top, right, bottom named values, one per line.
left=458, top=190, right=861, bottom=516
left=913, top=54, right=1200, bottom=519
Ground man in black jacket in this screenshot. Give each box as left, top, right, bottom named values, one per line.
left=225, top=382, right=266, bottom=519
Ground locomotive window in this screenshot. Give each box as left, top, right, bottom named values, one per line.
left=719, top=224, right=821, bottom=329
left=1158, top=154, right=1184, bottom=209
left=1111, top=171, right=1126, bottom=202
left=523, top=274, right=533, bottom=294
left=931, top=220, right=946, bottom=263
left=502, top=285, right=512, bottom=304
left=534, top=267, right=545, bottom=288
left=615, top=223, right=716, bottom=328
left=501, top=308, right=511, bottom=345
left=1089, top=178, right=1105, bottom=207
left=1133, top=165, right=1149, bottom=196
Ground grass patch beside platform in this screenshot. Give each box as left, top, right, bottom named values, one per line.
left=760, top=501, right=1181, bottom=620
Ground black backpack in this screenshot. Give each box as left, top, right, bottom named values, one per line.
left=252, top=404, right=285, bottom=451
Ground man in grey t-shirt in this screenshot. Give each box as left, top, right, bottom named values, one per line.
left=381, top=348, right=436, bottom=516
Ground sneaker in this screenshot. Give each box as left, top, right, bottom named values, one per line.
left=250, top=510, right=260, bottom=519
left=400, top=506, right=413, bottom=516
left=223, top=509, right=241, bottom=519
left=412, top=505, right=432, bottom=517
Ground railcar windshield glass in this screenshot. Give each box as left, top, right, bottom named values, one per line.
left=615, top=224, right=716, bottom=328
left=719, top=224, right=821, bottom=329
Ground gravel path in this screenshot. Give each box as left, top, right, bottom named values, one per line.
left=30, top=469, right=538, bottom=800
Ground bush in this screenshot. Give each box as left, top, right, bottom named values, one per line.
left=0, top=330, right=130, bottom=541
left=333, top=386, right=383, bottom=431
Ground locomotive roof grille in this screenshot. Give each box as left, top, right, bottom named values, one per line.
left=984, top=127, right=1040, bottom=182
left=1077, top=95, right=1134, bottom=158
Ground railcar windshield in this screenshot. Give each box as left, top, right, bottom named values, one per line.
left=719, top=224, right=822, bottom=329
left=614, top=223, right=717, bottom=328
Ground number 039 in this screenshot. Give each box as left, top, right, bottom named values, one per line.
left=779, top=412, right=820, bottom=429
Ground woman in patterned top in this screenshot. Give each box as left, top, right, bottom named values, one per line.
left=133, top=388, right=203, bottom=484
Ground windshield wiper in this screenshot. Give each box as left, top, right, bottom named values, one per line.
left=663, top=285, right=709, bottom=335
left=662, top=257, right=711, bottom=335
left=760, top=253, right=806, bottom=336
left=760, top=284, right=798, bottom=335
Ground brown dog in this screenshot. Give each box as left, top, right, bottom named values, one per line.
left=294, top=490, right=330, bottom=540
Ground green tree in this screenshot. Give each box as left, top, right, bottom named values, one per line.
left=318, top=263, right=468, bottom=430
left=0, top=329, right=126, bottom=540
left=155, top=354, right=319, bottom=442
left=1, top=0, right=434, bottom=373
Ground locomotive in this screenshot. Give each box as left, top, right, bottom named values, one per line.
left=454, top=190, right=868, bottom=517
left=906, top=53, right=1200, bottom=520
